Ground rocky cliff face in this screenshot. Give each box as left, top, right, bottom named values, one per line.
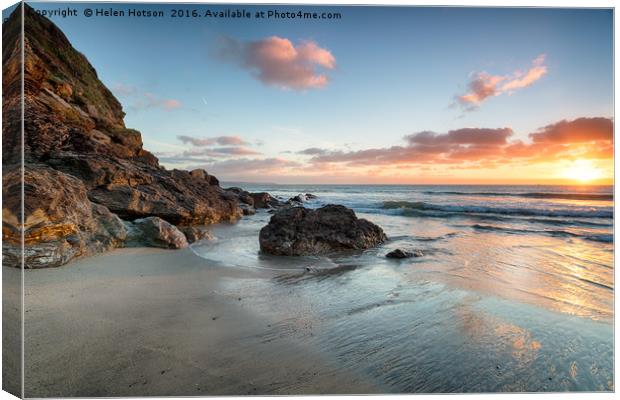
left=2, top=4, right=243, bottom=268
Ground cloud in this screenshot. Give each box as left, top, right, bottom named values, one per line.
left=297, top=147, right=329, bottom=155
left=158, top=135, right=261, bottom=164
left=112, top=83, right=137, bottom=96
left=500, top=54, right=547, bottom=92
left=216, top=35, right=336, bottom=90
left=529, top=117, right=613, bottom=143
left=161, top=117, right=611, bottom=182
left=195, top=158, right=302, bottom=175
left=309, top=117, right=613, bottom=167
left=185, top=147, right=262, bottom=157
left=405, top=128, right=513, bottom=145
left=177, top=135, right=249, bottom=147
left=458, top=73, right=506, bottom=106
left=112, top=83, right=182, bottom=111
left=457, top=55, right=547, bottom=110
left=159, top=98, right=182, bottom=110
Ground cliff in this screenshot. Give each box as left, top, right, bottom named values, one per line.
left=2, top=4, right=244, bottom=267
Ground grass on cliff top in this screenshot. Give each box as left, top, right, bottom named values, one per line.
left=16, top=4, right=126, bottom=126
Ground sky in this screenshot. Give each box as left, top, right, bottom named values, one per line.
left=13, top=2, right=615, bottom=184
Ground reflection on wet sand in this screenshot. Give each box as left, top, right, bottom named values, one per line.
left=423, top=232, right=613, bottom=321
left=191, top=194, right=613, bottom=393
left=456, top=300, right=542, bottom=366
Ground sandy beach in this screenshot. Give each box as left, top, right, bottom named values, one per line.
left=16, top=247, right=378, bottom=397
left=5, top=192, right=615, bottom=395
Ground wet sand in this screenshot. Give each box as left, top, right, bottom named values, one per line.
left=15, top=248, right=378, bottom=397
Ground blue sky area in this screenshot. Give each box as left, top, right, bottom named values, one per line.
left=5, top=2, right=613, bottom=183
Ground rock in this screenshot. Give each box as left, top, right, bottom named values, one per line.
left=2, top=167, right=126, bottom=268
left=178, top=226, right=213, bottom=244
left=189, top=168, right=219, bottom=186
left=125, top=217, right=188, bottom=249
left=73, top=163, right=242, bottom=225
left=305, top=193, right=318, bottom=199
left=288, top=194, right=306, bottom=204
left=189, top=168, right=207, bottom=180
left=259, top=204, right=387, bottom=256
left=206, top=175, right=220, bottom=186
left=386, top=249, right=423, bottom=259
left=250, top=192, right=282, bottom=209
left=226, top=187, right=254, bottom=206
left=239, top=204, right=256, bottom=216
left=1, top=4, right=243, bottom=267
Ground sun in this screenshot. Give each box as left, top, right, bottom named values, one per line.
left=562, top=159, right=603, bottom=183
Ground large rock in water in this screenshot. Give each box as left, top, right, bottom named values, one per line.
left=1, top=5, right=246, bottom=267
left=250, top=192, right=282, bottom=209
left=2, top=167, right=127, bottom=268
left=259, top=205, right=387, bottom=256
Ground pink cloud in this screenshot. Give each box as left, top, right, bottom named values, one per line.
left=457, top=54, right=547, bottom=109
left=529, top=117, right=613, bottom=143
left=112, top=84, right=182, bottom=112
left=217, top=36, right=336, bottom=90
left=308, top=117, right=613, bottom=166
left=458, top=73, right=506, bottom=105
left=161, top=99, right=182, bottom=110
left=177, top=135, right=249, bottom=147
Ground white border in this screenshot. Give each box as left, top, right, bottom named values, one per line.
left=0, top=1, right=615, bottom=400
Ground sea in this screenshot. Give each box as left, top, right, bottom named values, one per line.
left=191, top=184, right=614, bottom=392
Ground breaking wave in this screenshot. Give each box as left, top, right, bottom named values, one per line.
left=381, top=201, right=613, bottom=219
left=422, top=191, right=613, bottom=201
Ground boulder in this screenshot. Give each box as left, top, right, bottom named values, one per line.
left=250, top=192, right=282, bottom=209
left=305, top=193, right=318, bottom=199
left=125, top=217, right=188, bottom=249
left=2, top=167, right=126, bottom=268
left=386, top=249, right=423, bottom=259
left=239, top=204, right=256, bottom=216
left=188, top=168, right=219, bottom=186
left=178, top=226, right=213, bottom=244
left=259, top=204, right=387, bottom=256
left=288, top=194, right=306, bottom=204
left=226, top=187, right=254, bottom=206
left=189, top=168, right=207, bottom=180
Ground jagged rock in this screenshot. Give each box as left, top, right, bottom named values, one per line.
left=259, top=204, right=387, bottom=256
left=206, top=175, right=220, bottom=186
left=239, top=204, right=256, bottom=216
left=305, top=193, right=318, bottom=199
left=189, top=168, right=207, bottom=180
left=1, top=5, right=244, bottom=267
left=226, top=187, right=254, bottom=206
left=189, top=168, right=219, bottom=186
left=125, top=217, right=188, bottom=249
left=2, top=166, right=126, bottom=268
left=178, top=226, right=213, bottom=244
left=288, top=194, right=306, bottom=204
left=386, top=249, right=423, bottom=259
left=250, top=192, right=282, bottom=209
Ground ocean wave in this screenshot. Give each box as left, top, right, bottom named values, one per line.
left=382, top=201, right=613, bottom=219
left=422, top=191, right=613, bottom=201
left=470, top=224, right=613, bottom=243
left=395, top=208, right=612, bottom=228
